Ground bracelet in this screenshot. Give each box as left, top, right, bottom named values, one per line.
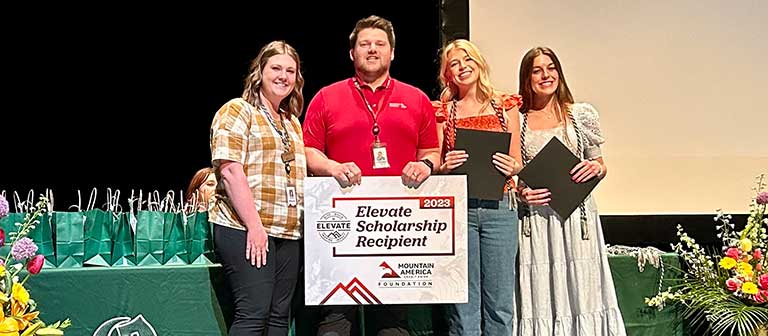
left=420, top=158, right=434, bottom=172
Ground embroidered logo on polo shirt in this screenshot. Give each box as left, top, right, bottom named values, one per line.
left=388, top=102, right=407, bottom=109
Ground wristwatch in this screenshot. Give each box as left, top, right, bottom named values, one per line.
left=420, top=158, right=434, bottom=172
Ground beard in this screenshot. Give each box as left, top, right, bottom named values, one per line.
left=355, top=58, right=390, bottom=82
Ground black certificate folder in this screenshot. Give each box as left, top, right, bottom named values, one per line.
left=453, top=128, right=511, bottom=201
left=517, top=137, right=600, bottom=219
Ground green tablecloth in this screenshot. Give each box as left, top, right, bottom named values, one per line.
left=30, top=254, right=683, bottom=336
left=609, top=253, right=685, bottom=336
left=31, top=265, right=231, bottom=336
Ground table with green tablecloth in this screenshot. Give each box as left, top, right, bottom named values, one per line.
left=31, top=254, right=684, bottom=336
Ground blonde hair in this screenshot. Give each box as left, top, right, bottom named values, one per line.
left=242, top=41, right=305, bottom=117
left=438, top=39, right=495, bottom=103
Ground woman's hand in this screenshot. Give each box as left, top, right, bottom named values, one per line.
left=570, top=160, right=603, bottom=183
left=246, top=227, right=269, bottom=268
left=492, top=152, right=520, bottom=178
left=520, top=187, right=551, bottom=206
left=440, top=150, right=468, bottom=173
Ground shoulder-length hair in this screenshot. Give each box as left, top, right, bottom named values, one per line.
left=242, top=41, right=305, bottom=117
left=518, top=46, right=573, bottom=119
left=438, top=39, right=495, bottom=103
left=185, top=167, right=214, bottom=202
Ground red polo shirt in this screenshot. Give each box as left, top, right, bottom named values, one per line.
left=303, top=77, right=438, bottom=176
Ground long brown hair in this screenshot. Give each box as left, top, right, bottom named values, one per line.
left=185, top=167, right=214, bottom=203
left=518, top=47, right=573, bottom=120
left=242, top=41, right=305, bottom=117
left=437, top=39, right=495, bottom=104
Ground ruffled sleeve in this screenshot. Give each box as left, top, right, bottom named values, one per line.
left=572, top=102, right=605, bottom=159
left=432, top=100, right=448, bottom=123
left=492, top=92, right=523, bottom=110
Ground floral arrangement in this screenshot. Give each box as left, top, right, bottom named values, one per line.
left=0, top=194, right=70, bottom=336
left=646, top=174, right=768, bottom=336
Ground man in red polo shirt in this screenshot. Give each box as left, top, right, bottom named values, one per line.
left=303, top=15, right=439, bottom=336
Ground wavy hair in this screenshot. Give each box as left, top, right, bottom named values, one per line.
left=242, top=41, right=305, bottom=117
left=437, top=39, right=495, bottom=103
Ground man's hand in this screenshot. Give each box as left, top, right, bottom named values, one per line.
left=401, top=161, right=432, bottom=189
left=330, top=162, right=362, bottom=188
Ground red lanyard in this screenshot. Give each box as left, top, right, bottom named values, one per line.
left=353, top=77, right=393, bottom=141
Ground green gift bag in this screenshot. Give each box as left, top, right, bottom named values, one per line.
left=188, top=211, right=215, bottom=264
left=111, top=212, right=136, bottom=266
left=53, top=211, right=85, bottom=268
left=28, top=212, right=56, bottom=268
left=82, top=209, right=113, bottom=266
left=162, top=211, right=190, bottom=265
left=135, top=210, right=164, bottom=266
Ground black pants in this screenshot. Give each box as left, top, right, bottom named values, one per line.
left=215, top=225, right=300, bottom=336
left=316, top=305, right=410, bottom=336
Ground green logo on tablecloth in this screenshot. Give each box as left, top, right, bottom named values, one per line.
left=93, top=314, right=157, bottom=336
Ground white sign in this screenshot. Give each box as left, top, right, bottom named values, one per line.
left=304, top=176, right=468, bottom=305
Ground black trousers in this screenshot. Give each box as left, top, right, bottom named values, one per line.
left=316, top=305, right=410, bottom=336
left=215, top=225, right=300, bottom=336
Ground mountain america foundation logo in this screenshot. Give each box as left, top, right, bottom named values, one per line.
left=378, top=261, right=434, bottom=289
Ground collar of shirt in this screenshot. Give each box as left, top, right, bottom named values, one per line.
left=353, top=75, right=393, bottom=93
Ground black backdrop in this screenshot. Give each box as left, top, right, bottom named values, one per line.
left=2, top=3, right=442, bottom=210
left=2, top=2, right=729, bottom=248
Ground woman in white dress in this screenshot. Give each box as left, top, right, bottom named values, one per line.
left=516, top=46, right=627, bottom=336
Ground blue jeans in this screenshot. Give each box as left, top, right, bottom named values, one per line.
left=446, top=197, right=518, bottom=336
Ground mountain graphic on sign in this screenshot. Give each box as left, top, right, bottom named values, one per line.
left=320, top=277, right=382, bottom=305
left=379, top=261, right=400, bottom=278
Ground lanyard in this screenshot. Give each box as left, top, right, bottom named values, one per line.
left=260, top=104, right=294, bottom=175
left=353, top=77, right=392, bottom=142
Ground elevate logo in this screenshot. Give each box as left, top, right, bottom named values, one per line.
left=316, top=211, right=351, bottom=243
left=320, top=277, right=382, bottom=305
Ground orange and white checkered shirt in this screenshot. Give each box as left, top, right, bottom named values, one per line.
left=209, top=98, right=306, bottom=240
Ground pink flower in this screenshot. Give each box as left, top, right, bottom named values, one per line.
left=0, top=228, right=5, bottom=247
left=26, top=254, right=44, bottom=275
left=757, top=191, right=768, bottom=205
left=755, top=249, right=764, bottom=261
left=726, top=247, right=741, bottom=260
left=756, top=290, right=768, bottom=304
left=759, top=274, right=768, bottom=290
left=726, top=278, right=743, bottom=291
left=11, top=237, right=37, bottom=261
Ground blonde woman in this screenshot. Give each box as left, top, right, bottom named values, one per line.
left=433, top=39, right=522, bottom=336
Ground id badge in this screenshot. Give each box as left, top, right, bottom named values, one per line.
left=372, top=142, right=390, bottom=169
left=286, top=185, right=298, bottom=207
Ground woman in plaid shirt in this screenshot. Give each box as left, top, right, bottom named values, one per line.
left=209, top=41, right=307, bottom=336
